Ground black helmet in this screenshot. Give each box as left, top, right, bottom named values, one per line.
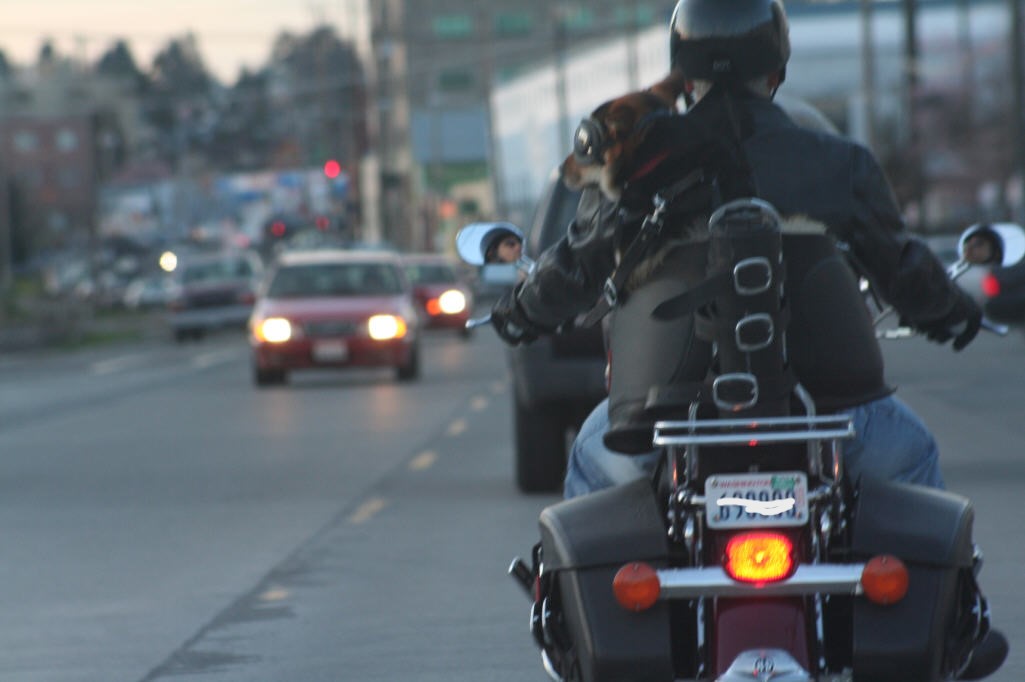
left=670, top=0, right=790, bottom=84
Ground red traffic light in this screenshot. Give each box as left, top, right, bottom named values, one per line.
left=323, top=159, right=342, bottom=179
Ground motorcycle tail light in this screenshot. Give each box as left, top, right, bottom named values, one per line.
left=613, top=562, right=660, bottom=611
left=982, top=273, right=1001, bottom=298
left=860, top=554, right=909, bottom=605
left=724, top=532, right=795, bottom=584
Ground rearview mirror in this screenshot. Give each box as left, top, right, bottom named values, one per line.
left=958, top=223, right=1025, bottom=267
left=455, top=221, right=525, bottom=266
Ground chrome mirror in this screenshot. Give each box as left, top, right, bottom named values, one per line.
left=958, top=223, right=1025, bottom=267
left=454, top=221, right=534, bottom=271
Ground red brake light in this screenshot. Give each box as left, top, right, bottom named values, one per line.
left=613, top=562, right=660, bottom=611
left=724, top=532, right=795, bottom=584
left=861, top=554, right=909, bottom=605
left=425, top=298, right=442, bottom=316
left=982, top=273, right=1001, bottom=298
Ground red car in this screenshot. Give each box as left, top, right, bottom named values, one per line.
left=401, top=253, right=475, bottom=338
left=248, top=250, right=421, bottom=386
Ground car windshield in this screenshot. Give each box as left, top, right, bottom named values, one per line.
left=181, top=258, right=254, bottom=284
left=405, top=263, right=457, bottom=285
left=267, top=262, right=403, bottom=298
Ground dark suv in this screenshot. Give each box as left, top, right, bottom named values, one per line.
left=506, top=172, right=607, bottom=493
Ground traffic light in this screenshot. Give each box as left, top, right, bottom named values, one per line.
left=323, top=159, right=342, bottom=179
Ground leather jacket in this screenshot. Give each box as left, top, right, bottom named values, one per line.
left=512, top=89, right=966, bottom=411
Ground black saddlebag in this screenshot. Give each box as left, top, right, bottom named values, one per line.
left=849, top=475, right=975, bottom=681
left=539, top=477, right=674, bottom=681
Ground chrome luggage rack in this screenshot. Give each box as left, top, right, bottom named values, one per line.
left=653, top=414, right=855, bottom=448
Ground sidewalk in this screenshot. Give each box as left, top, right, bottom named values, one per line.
left=0, top=308, right=167, bottom=353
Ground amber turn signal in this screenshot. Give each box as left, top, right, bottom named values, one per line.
left=613, top=562, right=661, bottom=611
left=861, top=554, right=909, bottom=605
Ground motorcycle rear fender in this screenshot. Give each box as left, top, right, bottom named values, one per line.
left=849, top=475, right=974, bottom=681
left=539, top=477, right=675, bottom=682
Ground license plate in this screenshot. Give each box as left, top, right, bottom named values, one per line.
left=705, top=472, right=809, bottom=529
left=312, top=340, right=348, bottom=362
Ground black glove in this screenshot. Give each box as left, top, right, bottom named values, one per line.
left=491, top=287, right=543, bottom=346
left=916, top=289, right=983, bottom=351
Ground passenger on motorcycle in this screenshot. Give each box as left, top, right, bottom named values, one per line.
left=487, top=1, right=1004, bottom=678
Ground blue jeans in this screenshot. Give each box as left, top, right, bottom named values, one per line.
left=563, top=394, right=944, bottom=499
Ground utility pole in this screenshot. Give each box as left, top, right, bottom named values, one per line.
left=554, top=9, right=572, bottom=160
left=902, top=0, right=923, bottom=229
left=626, top=0, right=641, bottom=90
left=0, top=163, right=10, bottom=294
left=1011, top=0, right=1025, bottom=222
left=859, top=0, right=876, bottom=150
left=958, top=0, right=974, bottom=106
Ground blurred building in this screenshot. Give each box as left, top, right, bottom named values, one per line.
left=487, top=0, right=1011, bottom=229
left=353, top=1, right=669, bottom=251
left=0, top=50, right=138, bottom=255
left=341, top=0, right=1015, bottom=246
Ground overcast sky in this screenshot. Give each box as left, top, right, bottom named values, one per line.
left=2, top=0, right=355, bottom=83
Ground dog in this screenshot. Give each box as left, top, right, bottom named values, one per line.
left=560, top=71, right=688, bottom=202
left=559, top=75, right=829, bottom=294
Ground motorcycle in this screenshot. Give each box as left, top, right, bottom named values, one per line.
left=457, top=199, right=1024, bottom=682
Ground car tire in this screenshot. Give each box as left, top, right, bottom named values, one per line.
left=396, top=343, right=421, bottom=382
left=254, top=366, right=287, bottom=387
left=514, top=400, right=568, bottom=494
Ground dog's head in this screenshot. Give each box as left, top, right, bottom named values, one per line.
left=560, top=71, right=688, bottom=201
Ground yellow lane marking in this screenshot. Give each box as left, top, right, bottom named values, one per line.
left=259, top=587, right=290, bottom=602
left=409, top=451, right=438, bottom=471
left=470, top=395, right=489, bottom=411
left=447, top=418, right=468, bottom=437
left=348, top=496, right=388, bottom=524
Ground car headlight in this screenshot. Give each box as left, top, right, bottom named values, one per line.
left=255, top=317, right=294, bottom=343
left=437, top=289, right=467, bottom=315
left=368, top=314, right=407, bottom=340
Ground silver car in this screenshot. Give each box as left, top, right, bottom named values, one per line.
left=167, top=250, right=264, bottom=342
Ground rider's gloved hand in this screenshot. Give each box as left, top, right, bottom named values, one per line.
left=916, top=288, right=983, bottom=351
left=491, top=286, right=543, bottom=346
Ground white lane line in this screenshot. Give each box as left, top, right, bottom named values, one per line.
left=90, top=353, right=148, bottom=376
left=348, top=497, right=388, bottom=525
left=409, top=451, right=438, bottom=471
left=470, top=395, right=489, bottom=411
left=191, top=348, right=240, bottom=369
